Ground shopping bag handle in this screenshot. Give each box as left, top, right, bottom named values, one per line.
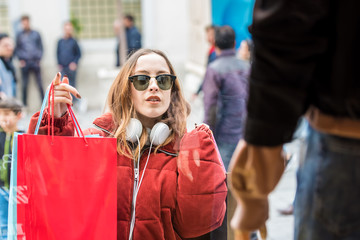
left=34, top=82, right=88, bottom=144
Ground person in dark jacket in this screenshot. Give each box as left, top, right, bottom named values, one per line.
left=15, top=15, right=44, bottom=106
left=203, top=25, right=249, bottom=170
left=229, top=1, right=360, bottom=239
left=115, top=14, right=142, bottom=67
left=57, top=21, right=81, bottom=89
left=192, top=25, right=218, bottom=99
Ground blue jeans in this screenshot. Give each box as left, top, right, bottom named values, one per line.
left=21, top=61, right=44, bottom=106
left=294, top=127, right=360, bottom=240
left=217, top=141, right=237, bottom=171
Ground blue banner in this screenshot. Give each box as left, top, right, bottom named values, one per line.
left=211, top=0, right=255, bottom=48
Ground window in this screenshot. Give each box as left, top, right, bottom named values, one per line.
left=0, top=0, right=10, bottom=34
left=70, top=0, right=141, bottom=39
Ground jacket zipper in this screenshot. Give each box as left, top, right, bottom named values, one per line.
left=129, top=152, right=141, bottom=240
left=92, top=124, right=114, bottom=136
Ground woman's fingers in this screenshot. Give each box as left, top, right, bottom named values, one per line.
left=52, top=73, right=81, bottom=99
left=62, top=75, right=69, bottom=84
left=53, top=96, right=73, bottom=106
left=53, top=72, right=62, bottom=85
left=54, top=81, right=81, bottom=99
left=49, top=72, right=82, bottom=117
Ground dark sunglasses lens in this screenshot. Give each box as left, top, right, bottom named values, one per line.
left=156, top=75, right=174, bottom=90
left=132, top=75, right=150, bottom=90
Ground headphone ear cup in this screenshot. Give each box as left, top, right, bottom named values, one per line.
left=150, top=122, right=171, bottom=145
left=126, top=118, right=143, bottom=143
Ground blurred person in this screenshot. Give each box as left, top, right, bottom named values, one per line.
left=114, top=19, right=122, bottom=67
left=115, top=14, right=142, bottom=67
left=192, top=25, right=217, bottom=99
left=124, top=15, right=142, bottom=56
left=28, top=49, right=227, bottom=239
left=202, top=26, right=251, bottom=240
left=229, top=1, right=360, bottom=240
left=205, top=25, right=217, bottom=64
left=0, top=98, right=24, bottom=189
left=0, top=34, right=17, bottom=98
left=237, top=39, right=253, bottom=64
left=0, top=98, right=24, bottom=238
left=56, top=21, right=81, bottom=89
left=15, top=15, right=44, bottom=107
left=203, top=25, right=250, bottom=171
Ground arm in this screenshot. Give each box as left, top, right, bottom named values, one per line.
left=202, top=67, right=220, bottom=131
left=128, top=28, right=142, bottom=50
left=27, top=109, right=74, bottom=136
left=174, top=124, right=227, bottom=238
left=56, top=40, right=61, bottom=65
left=36, top=31, right=44, bottom=60
left=14, top=33, right=26, bottom=61
left=73, top=40, right=81, bottom=64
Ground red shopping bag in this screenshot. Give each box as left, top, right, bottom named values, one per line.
left=15, top=84, right=117, bottom=240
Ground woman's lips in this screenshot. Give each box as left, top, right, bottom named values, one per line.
left=146, top=96, right=161, bottom=103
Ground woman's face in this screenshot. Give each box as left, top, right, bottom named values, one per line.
left=0, top=37, right=14, bottom=58
left=130, top=53, right=172, bottom=128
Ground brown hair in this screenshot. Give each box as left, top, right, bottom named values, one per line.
left=107, top=49, right=191, bottom=159
left=0, top=98, right=23, bottom=114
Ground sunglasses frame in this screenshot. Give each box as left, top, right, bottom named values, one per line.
left=128, top=74, right=176, bottom=91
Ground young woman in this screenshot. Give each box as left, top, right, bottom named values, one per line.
left=28, top=49, right=227, bottom=240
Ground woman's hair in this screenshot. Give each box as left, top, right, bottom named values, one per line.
left=107, top=49, right=191, bottom=159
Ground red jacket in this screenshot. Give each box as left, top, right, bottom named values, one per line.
left=28, top=111, right=227, bottom=240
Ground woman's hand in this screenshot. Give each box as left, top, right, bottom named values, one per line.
left=52, top=72, right=81, bottom=118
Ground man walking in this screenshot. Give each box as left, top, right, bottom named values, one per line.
left=57, top=21, right=81, bottom=89
left=15, top=15, right=44, bottom=106
left=203, top=25, right=250, bottom=171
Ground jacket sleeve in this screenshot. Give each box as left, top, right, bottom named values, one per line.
left=174, top=124, right=227, bottom=238
left=56, top=39, right=61, bottom=65
left=203, top=67, right=220, bottom=132
left=27, top=108, right=74, bottom=136
left=245, top=0, right=330, bottom=146
left=73, top=40, right=81, bottom=64
left=36, top=31, right=43, bottom=60
left=15, top=33, right=26, bottom=61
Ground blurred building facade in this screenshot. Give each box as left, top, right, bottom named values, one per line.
left=0, top=0, right=253, bottom=111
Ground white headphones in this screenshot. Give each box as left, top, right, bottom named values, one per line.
left=126, top=118, right=170, bottom=240
left=125, top=118, right=171, bottom=145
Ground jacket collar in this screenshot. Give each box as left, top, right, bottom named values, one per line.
left=92, top=112, right=178, bottom=155
left=217, top=48, right=236, bottom=58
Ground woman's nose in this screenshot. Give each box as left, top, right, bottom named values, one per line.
left=148, top=78, right=159, bottom=91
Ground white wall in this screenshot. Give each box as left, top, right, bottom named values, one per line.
left=142, top=0, right=189, bottom=80
left=183, top=0, right=212, bottom=99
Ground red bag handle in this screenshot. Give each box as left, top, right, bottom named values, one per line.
left=48, top=82, right=88, bottom=144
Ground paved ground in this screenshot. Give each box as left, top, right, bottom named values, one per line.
left=18, top=70, right=299, bottom=240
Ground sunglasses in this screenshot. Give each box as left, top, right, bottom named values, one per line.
left=128, top=74, right=176, bottom=91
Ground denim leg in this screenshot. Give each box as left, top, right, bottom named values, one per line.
left=216, top=141, right=237, bottom=171
left=295, top=127, right=360, bottom=240
left=61, top=67, right=76, bottom=88
left=20, top=66, right=30, bottom=106
left=33, top=64, right=44, bottom=101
